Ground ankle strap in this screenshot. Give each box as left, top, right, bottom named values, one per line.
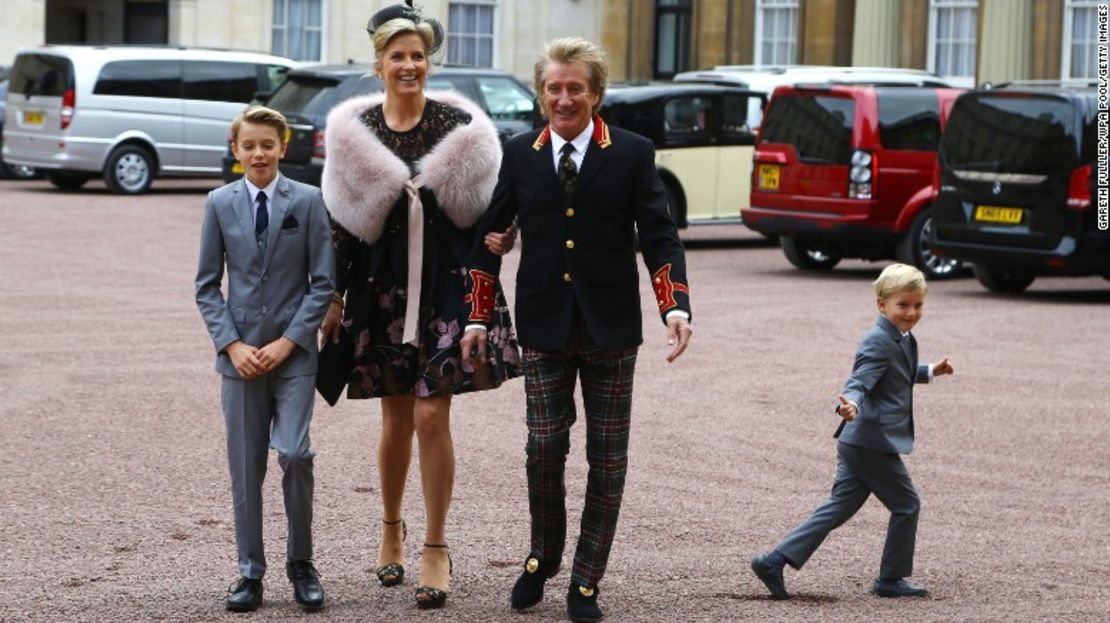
left=423, top=543, right=448, bottom=548
left=383, top=518, right=403, bottom=525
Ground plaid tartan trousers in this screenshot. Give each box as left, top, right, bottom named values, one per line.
left=522, top=321, right=638, bottom=588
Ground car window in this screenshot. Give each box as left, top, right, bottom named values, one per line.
left=184, top=61, right=259, bottom=103
left=267, top=75, right=343, bottom=116
left=264, top=64, right=291, bottom=92
left=941, top=94, right=1078, bottom=175
left=475, top=76, right=534, bottom=122
left=664, top=97, right=713, bottom=145
left=10, top=54, right=73, bottom=97
left=721, top=94, right=759, bottom=143
left=877, top=89, right=941, bottom=151
left=759, top=94, right=855, bottom=164
left=94, top=60, right=182, bottom=98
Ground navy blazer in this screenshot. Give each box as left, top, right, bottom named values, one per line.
left=834, top=315, right=930, bottom=454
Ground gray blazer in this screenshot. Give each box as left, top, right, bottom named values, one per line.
left=195, top=175, right=335, bottom=378
left=834, top=315, right=930, bottom=455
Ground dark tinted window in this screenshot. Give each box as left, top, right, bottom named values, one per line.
left=721, top=94, right=759, bottom=142
left=266, top=75, right=343, bottom=116
left=759, top=94, right=855, bottom=164
left=663, top=96, right=713, bottom=145
left=877, top=89, right=941, bottom=151
left=10, top=54, right=74, bottom=96
left=94, top=60, right=181, bottom=98
left=184, top=61, right=259, bottom=102
left=601, top=102, right=661, bottom=144
left=942, top=94, right=1078, bottom=174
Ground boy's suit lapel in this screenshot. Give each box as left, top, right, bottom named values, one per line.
left=877, top=315, right=914, bottom=373
left=262, top=176, right=291, bottom=272
left=231, top=179, right=254, bottom=241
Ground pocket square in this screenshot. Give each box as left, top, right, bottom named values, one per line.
left=281, top=214, right=299, bottom=229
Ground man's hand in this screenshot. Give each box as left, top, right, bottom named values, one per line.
left=837, top=394, right=857, bottom=421
left=934, top=357, right=954, bottom=376
left=257, top=337, right=297, bottom=372
left=665, top=315, right=692, bottom=363
left=460, top=328, right=488, bottom=365
left=484, top=224, right=517, bottom=256
left=227, top=341, right=264, bottom=380
left=320, top=300, right=343, bottom=347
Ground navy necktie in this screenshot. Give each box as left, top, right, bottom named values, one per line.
left=558, top=143, right=578, bottom=198
left=255, top=191, right=268, bottom=235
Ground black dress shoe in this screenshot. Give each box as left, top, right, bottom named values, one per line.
left=566, top=583, right=603, bottom=623
left=509, top=555, right=560, bottom=611
left=751, top=554, right=791, bottom=600
left=871, top=577, right=928, bottom=598
left=287, top=560, right=325, bottom=611
left=226, top=578, right=263, bottom=612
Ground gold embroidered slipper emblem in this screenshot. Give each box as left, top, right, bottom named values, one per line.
left=578, top=585, right=594, bottom=597
left=526, top=557, right=540, bottom=574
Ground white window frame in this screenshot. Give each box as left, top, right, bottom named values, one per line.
left=1061, top=0, right=1098, bottom=80
left=926, top=0, right=977, bottom=85
left=753, top=0, right=798, bottom=67
left=447, top=0, right=499, bottom=68
left=272, top=0, right=327, bottom=62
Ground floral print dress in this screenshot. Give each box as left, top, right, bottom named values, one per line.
left=331, top=99, right=520, bottom=398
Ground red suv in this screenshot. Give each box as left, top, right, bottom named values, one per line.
left=743, top=85, right=964, bottom=278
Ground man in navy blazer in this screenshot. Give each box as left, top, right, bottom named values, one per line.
left=461, top=37, right=692, bottom=623
left=752, top=263, right=953, bottom=601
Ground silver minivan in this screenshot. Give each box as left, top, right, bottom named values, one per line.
left=3, top=46, right=296, bottom=193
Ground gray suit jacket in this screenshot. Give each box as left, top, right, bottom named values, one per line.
left=834, top=315, right=930, bottom=454
left=195, top=175, right=335, bottom=378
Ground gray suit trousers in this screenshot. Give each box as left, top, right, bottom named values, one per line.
left=221, top=374, right=316, bottom=579
left=776, top=442, right=920, bottom=580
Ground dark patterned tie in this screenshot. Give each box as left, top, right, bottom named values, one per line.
left=255, top=191, right=268, bottom=235
left=558, top=143, right=578, bottom=198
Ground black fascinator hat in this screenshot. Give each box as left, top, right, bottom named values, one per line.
left=367, top=1, right=445, bottom=55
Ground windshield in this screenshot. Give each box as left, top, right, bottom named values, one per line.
left=758, top=94, right=855, bottom=164
left=266, top=75, right=341, bottom=116
left=941, top=94, right=1078, bottom=174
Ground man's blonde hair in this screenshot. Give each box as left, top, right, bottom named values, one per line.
left=874, top=263, right=927, bottom=299
left=533, top=37, right=608, bottom=117
left=230, top=105, right=288, bottom=144
left=372, top=18, right=438, bottom=69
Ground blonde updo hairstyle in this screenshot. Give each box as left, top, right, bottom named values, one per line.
left=372, top=18, right=440, bottom=75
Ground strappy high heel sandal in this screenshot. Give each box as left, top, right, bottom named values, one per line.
left=414, top=543, right=452, bottom=609
left=375, top=518, right=406, bottom=587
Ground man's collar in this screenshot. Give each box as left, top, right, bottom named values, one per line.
left=550, top=119, right=594, bottom=156
left=244, top=174, right=279, bottom=201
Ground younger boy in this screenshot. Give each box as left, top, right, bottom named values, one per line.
left=195, top=106, right=335, bottom=612
left=751, top=263, right=953, bottom=600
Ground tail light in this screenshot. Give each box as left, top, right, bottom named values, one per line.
left=312, top=130, right=326, bottom=161
left=1066, top=164, right=1091, bottom=210
left=848, top=150, right=873, bottom=200
left=60, top=88, right=75, bottom=130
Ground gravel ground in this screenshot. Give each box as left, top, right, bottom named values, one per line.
left=1, top=177, right=1108, bottom=622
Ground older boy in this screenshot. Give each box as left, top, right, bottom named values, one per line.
left=195, top=106, right=335, bottom=612
left=752, top=263, right=953, bottom=600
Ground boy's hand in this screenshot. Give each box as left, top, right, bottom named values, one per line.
left=227, top=341, right=264, bottom=380
left=837, top=394, right=857, bottom=421
left=257, top=337, right=296, bottom=372
left=934, top=357, right=954, bottom=376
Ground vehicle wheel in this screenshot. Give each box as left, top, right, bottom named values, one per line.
left=781, top=236, right=841, bottom=270
left=47, top=172, right=90, bottom=191
left=973, top=265, right=1035, bottom=293
left=897, top=207, right=961, bottom=279
left=104, top=144, right=154, bottom=194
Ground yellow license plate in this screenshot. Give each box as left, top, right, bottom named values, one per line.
left=284, top=128, right=292, bottom=143
left=231, top=162, right=244, bottom=174
left=974, top=205, right=1023, bottom=224
left=759, top=164, right=780, bottom=190
left=24, top=111, right=44, bottom=125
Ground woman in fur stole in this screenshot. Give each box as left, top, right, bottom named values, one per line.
left=319, top=3, right=521, bottom=610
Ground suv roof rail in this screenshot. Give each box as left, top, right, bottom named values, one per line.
left=985, top=79, right=1097, bottom=89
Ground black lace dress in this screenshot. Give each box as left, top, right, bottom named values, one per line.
left=332, top=99, right=520, bottom=398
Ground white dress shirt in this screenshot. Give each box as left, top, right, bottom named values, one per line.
left=244, top=175, right=278, bottom=229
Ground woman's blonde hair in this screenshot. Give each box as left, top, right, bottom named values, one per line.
left=874, top=263, right=927, bottom=299
left=372, top=17, right=439, bottom=69
left=533, top=37, right=608, bottom=116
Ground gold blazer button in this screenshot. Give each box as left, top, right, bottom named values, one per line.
left=563, top=272, right=572, bottom=282
left=566, top=240, right=575, bottom=249
left=565, top=208, right=575, bottom=217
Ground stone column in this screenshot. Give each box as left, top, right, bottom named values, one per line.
left=978, top=0, right=1034, bottom=85
left=852, top=0, right=901, bottom=67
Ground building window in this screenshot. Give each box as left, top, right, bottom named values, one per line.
left=1063, top=0, right=1098, bottom=79
left=448, top=1, right=496, bottom=68
left=927, top=0, right=977, bottom=81
left=754, top=0, right=798, bottom=67
left=654, top=0, right=692, bottom=79
left=272, top=0, right=324, bottom=62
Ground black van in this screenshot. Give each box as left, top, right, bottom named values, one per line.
left=931, top=85, right=1104, bottom=293
left=221, top=63, right=535, bottom=186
